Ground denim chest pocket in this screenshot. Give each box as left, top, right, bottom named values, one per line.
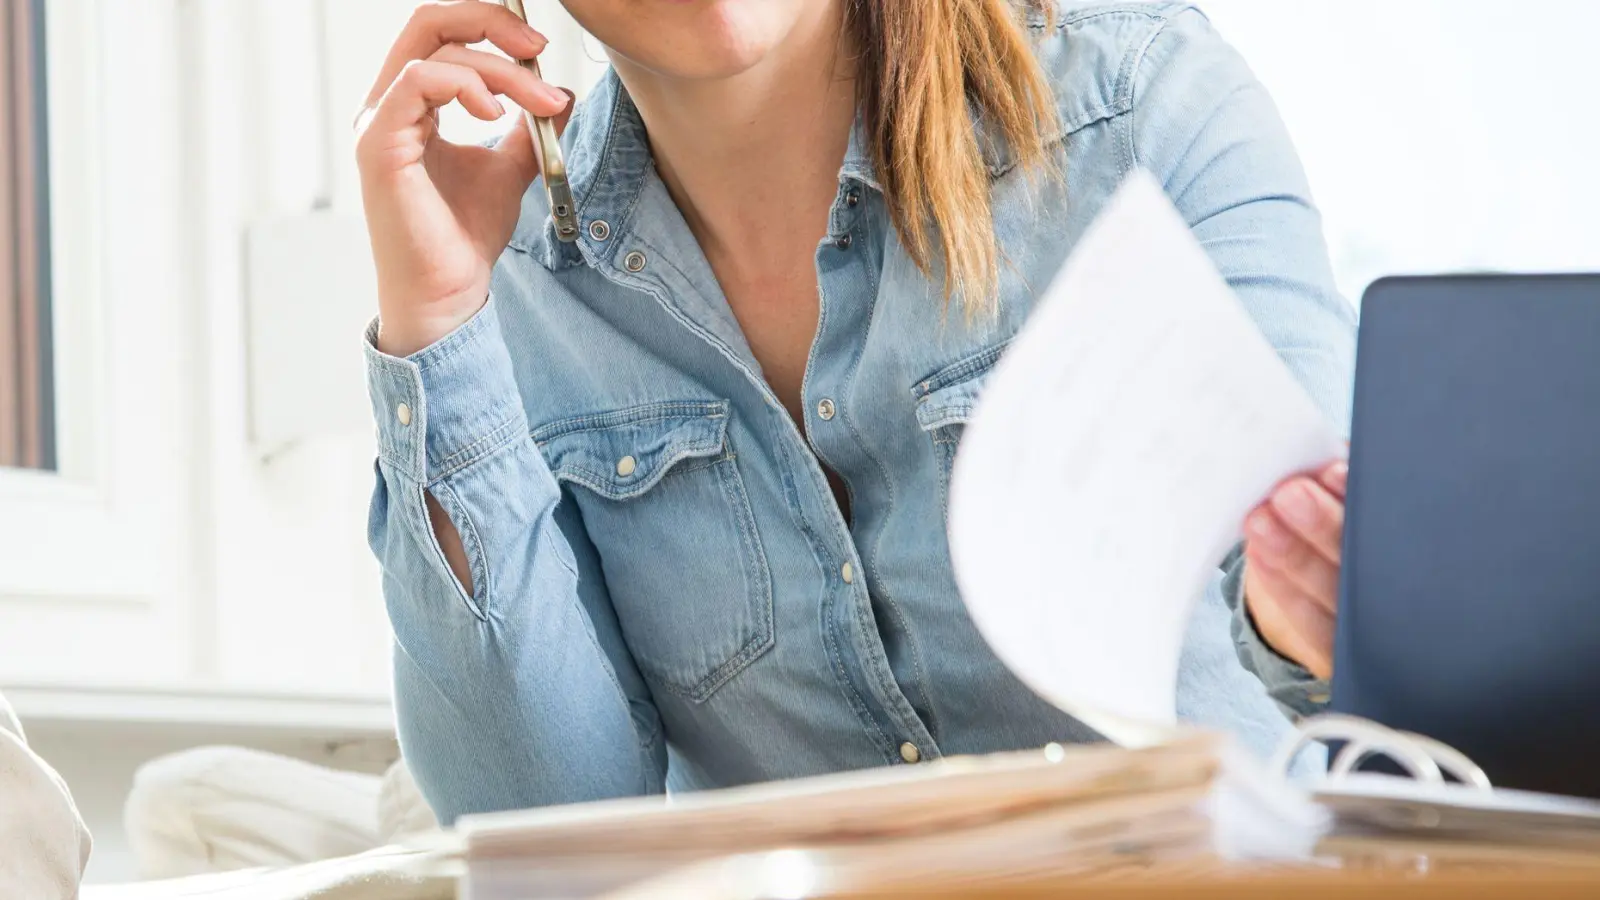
left=913, top=342, right=1010, bottom=513
left=534, top=401, right=775, bottom=703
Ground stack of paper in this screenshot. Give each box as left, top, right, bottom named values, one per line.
left=454, top=735, right=1327, bottom=899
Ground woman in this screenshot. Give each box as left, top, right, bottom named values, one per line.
left=357, top=0, right=1350, bottom=823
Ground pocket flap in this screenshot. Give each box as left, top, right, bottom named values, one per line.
left=912, top=342, right=1010, bottom=433
left=534, top=401, right=730, bottom=500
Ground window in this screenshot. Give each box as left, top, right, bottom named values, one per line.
left=0, top=0, right=53, bottom=470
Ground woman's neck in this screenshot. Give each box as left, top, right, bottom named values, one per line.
left=610, top=6, right=857, bottom=264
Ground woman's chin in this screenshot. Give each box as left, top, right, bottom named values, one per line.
left=609, top=36, right=777, bottom=82
left=568, top=0, right=798, bottom=82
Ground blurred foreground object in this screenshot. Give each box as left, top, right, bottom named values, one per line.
left=125, top=748, right=435, bottom=879
left=75, top=729, right=1600, bottom=899
left=0, top=687, right=92, bottom=899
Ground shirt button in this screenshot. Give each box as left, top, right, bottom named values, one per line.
left=395, top=403, right=412, bottom=427
left=623, top=250, right=647, bottom=272
left=846, top=189, right=860, bottom=208
left=841, top=562, right=855, bottom=585
left=834, top=233, right=853, bottom=251
left=616, top=455, right=638, bottom=477
left=900, top=742, right=922, bottom=764
left=588, top=219, right=611, bottom=241
left=816, top=398, right=837, bottom=421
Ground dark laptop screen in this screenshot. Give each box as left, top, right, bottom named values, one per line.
left=1334, top=274, right=1600, bottom=798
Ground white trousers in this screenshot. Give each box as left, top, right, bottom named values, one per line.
left=124, top=748, right=437, bottom=880
left=0, top=689, right=92, bottom=900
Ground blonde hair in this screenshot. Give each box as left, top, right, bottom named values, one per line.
left=846, top=0, right=1058, bottom=317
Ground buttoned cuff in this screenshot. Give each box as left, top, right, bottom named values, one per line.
left=1223, top=547, right=1331, bottom=720
left=364, top=298, right=528, bottom=486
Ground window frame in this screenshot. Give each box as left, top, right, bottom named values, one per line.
left=0, top=0, right=54, bottom=471
left=0, top=0, right=194, bottom=677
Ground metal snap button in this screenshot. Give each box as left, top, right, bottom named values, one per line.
left=623, top=250, right=647, bottom=272
left=588, top=220, right=611, bottom=241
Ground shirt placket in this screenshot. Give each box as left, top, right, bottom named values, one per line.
left=806, top=180, right=941, bottom=767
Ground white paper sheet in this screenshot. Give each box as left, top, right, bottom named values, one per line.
left=948, top=171, right=1345, bottom=747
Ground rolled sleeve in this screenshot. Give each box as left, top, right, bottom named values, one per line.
left=1222, top=547, right=1331, bottom=719
left=365, top=298, right=529, bottom=486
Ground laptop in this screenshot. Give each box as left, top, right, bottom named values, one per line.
left=1333, top=274, right=1600, bottom=798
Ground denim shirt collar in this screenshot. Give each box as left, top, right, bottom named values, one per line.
left=519, top=69, right=1022, bottom=272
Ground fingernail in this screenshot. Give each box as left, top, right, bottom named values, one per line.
left=542, top=83, right=570, bottom=107
left=1247, top=512, right=1289, bottom=553
left=522, top=24, right=546, bottom=46
left=1272, top=482, right=1318, bottom=529
left=1326, top=462, right=1349, bottom=493
left=493, top=99, right=506, bottom=117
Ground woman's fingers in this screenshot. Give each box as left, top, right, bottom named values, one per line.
left=1265, top=475, right=1344, bottom=565
left=361, top=59, right=502, bottom=147
left=1319, top=460, right=1349, bottom=500
left=430, top=44, right=569, bottom=116
left=1244, top=560, right=1336, bottom=680
left=365, top=1, right=547, bottom=109
left=357, top=42, right=569, bottom=143
left=1246, top=509, right=1339, bottom=614
left=358, top=49, right=572, bottom=166
left=1241, top=461, right=1349, bottom=679
left=355, top=5, right=571, bottom=176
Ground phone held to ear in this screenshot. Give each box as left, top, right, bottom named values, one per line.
left=501, top=0, right=579, bottom=243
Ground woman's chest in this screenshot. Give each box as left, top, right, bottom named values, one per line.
left=487, top=168, right=1102, bottom=704
left=717, top=261, right=822, bottom=429
left=494, top=166, right=1102, bottom=567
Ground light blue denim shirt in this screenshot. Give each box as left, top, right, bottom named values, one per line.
left=365, top=2, right=1354, bottom=823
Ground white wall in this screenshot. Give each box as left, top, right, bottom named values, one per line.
left=1202, top=0, right=1600, bottom=300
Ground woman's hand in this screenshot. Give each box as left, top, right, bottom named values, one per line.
left=1243, top=461, right=1348, bottom=680
left=356, top=1, right=573, bottom=358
